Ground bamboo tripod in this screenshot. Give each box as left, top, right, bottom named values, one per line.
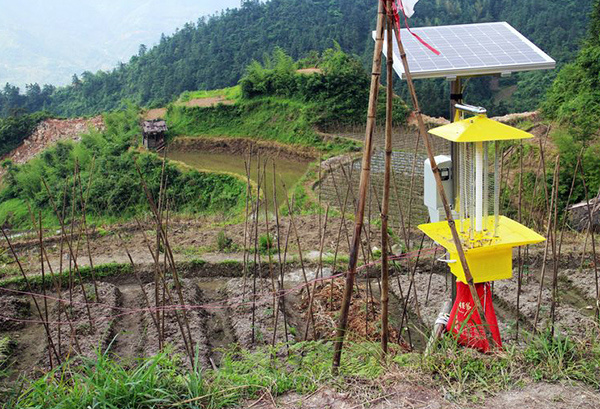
left=332, top=0, right=494, bottom=371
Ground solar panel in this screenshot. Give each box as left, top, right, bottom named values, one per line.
left=374, top=22, right=555, bottom=80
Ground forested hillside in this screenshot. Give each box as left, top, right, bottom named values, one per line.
left=0, top=0, right=593, bottom=118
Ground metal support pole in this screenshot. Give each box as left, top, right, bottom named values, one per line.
left=449, top=79, right=461, bottom=301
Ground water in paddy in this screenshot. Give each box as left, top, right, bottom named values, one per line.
left=168, top=150, right=310, bottom=213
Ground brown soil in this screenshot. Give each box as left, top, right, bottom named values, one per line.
left=0, top=117, right=105, bottom=178
left=296, top=68, right=323, bottom=75
left=5, top=215, right=380, bottom=276
left=245, top=381, right=600, bottom=409
left=145, top=108, right=167, bottom=120
left=168, top=136, right=318, bottom=162
left=183, top=96, right=235, bottom=108
left=142, top=278, right=209, bottom=368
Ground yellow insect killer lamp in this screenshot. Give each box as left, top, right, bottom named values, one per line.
left=418, top=104, right=545, bottom=284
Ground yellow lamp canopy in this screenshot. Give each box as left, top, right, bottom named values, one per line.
left=420, top=103, right=545, bottom=283
left=428, top=113, right=534, bottom=143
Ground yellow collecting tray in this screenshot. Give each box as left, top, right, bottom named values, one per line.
left=428, top=114, right=533, bottom=143
left=418, top=216, right=545, bottom=283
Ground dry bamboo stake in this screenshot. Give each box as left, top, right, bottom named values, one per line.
left=337, top=165, right=368, bottom=266
left=381, top=22, right=397, bottom=350
left=37, top=211, right=53, bottom=369
left=57, top=182, right=68, bottom=356
left=550, top=158, right=561, bottom=336
left=578, top=161, right=600, bottom=321
left=68, top=169, right=77, bottom=306
left=150, top=205, right=196, bottom=360
left=271, top=161, right=289, bottom=348
left=40, top=230, right=82, bottom=356
left=365, top=180, right=374, bottom=337
left=303, top=204, right=330, bottom=339
left=538, top=132, right=551, bottom=222
left=381, top=147, right=391, bottom=356
left=557, top=149, right=583, bottom=256
left=391, top=166, right=411, bottom=254
left=370, top=181, right=421, bottom=322
left=281, top=179, right=316, bottom=335
left=338, top=164, right=372, bottom=297
left=425, top=245, right=440, bottom=304
left=156, top=147, right=170, bottom=350
left=116, top=232, right=161, bottom=338
left=339, top=164, right=369, bottom=298
left=242, top=154, right=252, bottom=303
left=42, top=178, right=95, bottom=330
left=389, top=168, right=408, bottom=301
left=332, top=0, right=386, bottom=371
left=391, top=10, right=495, bottom=348
left=1, top=227, right=61, bottom=364
left=133, top=163, right=196, bottom=362
left=135, top=217, right=194, bottom=362
left=533, top=155, right=560, bottom=331
left=261, top=162, right=278, bottom=345
left=76, top=157, right=100, bottom=302
left=251, top=156, right=263, bottom=345
left=327, top=165, right=353, bottom=310
left=397, top=231, right=426, bottom=346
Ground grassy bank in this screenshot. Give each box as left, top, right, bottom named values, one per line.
left=166, top=96, right=359, bottom=155
left=2, top=331, right=599, bottom=408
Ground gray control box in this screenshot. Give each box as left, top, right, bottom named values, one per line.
left=424, top=155, right=453, bottom=223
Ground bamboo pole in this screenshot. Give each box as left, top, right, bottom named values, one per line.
left=332, top=0, right=386, bottom=371
left=37, top=211, right=53, bottom=369
left=77, top=157, right=100, bottom=303
left=251, top=156, right=262, bottom=345
left=135, top=217, right=194, bottom=363
left=516, top=142, right=523, bottom=341
left=303, top=204, right=330, bottom=339
left=332, top=1, right=385, bottom=364
left=42, top=178, right=95, bottom=330
left=281, top=179, right=316, bottom=335
left=578, top=160, right=600, bottom=321
left=241, top=154, right=252, bottom=302
left=271, top=161, right=289, bottom=348
left=381, top=13, right=394, bottom=352
left=533, top=156, right=560, bottom=331
left=1, top=227, right=61, bottom=364
left=550, top=158, right=561, bottom=336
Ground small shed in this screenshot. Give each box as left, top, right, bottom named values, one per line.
left=568, top=198, right=600, bottom=232
left=142, top=119, right=167, bottom=150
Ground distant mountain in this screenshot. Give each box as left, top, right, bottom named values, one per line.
left=0, top=0, right=594, bottom=118
left=0, top=0, right=240, bottom=87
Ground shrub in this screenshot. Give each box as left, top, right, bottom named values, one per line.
left=216, top=230, right=233, bottom=251
left=258, top=233, right=274, bottom=254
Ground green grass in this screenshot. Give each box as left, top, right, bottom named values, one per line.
left=3, top=331, right=600, bottom=408
left=0, top=262, right=132, bottom=289
left=166, top=96, right=360, bottom=155
left=178, top=86, right=242, bottom=103
left=3, top=341, right=385, bottom=409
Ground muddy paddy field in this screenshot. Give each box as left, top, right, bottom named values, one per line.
left=1, top=221, right=598, bottom=386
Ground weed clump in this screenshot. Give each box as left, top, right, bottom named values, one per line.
left=216, top=230, right=233, bottom=252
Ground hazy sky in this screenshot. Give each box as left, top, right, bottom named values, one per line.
left=0, top=0, right=242, bottom=88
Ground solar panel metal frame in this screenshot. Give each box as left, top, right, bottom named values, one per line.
left=374, top=22, right=555, bottom=80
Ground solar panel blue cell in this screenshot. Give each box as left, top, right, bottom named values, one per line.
left=376, top=22, right=555, bottom=79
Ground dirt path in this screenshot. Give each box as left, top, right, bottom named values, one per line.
left=246, top=381, right=600, bottom=409
left=110, top=284, right=145, bottom=361
left=197, top=278, right=237, bottom=366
